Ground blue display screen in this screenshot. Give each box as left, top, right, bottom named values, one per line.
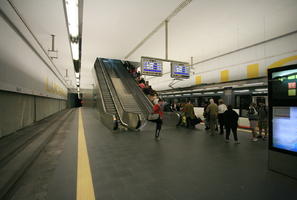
left=272, top=107, right=297, bottom=153
left=171, top=63, right=190, bottom=78
left=142, top=60, right=162, bottom=75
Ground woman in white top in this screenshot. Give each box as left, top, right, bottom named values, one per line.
left=218, top=99, right=227, bottom=135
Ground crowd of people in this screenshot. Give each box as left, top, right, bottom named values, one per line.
left=162, top=98, right=268, bottom=144
left=124, top=62, right=268, bottom=143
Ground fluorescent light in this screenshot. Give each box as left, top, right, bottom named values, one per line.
left=243, top=82, right=264, bottom=87
left=193, top=88, right=204, bottom=91
left=76, top=78, right=80, bottom=83
left=255, top=88, right=267, bottom=91
left=217, top=91, right=223, bottom=94
left=77, top=87, right=80, bottom=92
left=207, top=87, right=219, bottom=90
left=71, top=42, right=79, bottom=60
left=65, top=0, right=79, bottom=37
left=75, top=72, right=80, bottom=78
left=252, top=91, right=264, bottom=94
left=234, top=89, right=250, bottom=93
left=204, top=92, right=215, bottom=94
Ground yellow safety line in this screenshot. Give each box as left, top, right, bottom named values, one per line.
left=77, top=108, right=95, bottom=200
left=238, top=128, right=252, bottom=133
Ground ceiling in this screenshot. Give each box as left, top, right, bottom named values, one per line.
left=10, top=0, right=297, bottom=89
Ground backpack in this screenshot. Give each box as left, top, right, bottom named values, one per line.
left=248, top=107, right=258, bottom=116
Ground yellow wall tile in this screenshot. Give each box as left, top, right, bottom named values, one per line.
left=247, top=64, right=259, bottom=78
left=267, top=55, right=297, bottom=69
left=195, top=75, right=202, bottom=85
left=220, top=70, right=229, bottom=82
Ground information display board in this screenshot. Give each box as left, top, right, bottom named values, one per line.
left=171, top=62, right=190, bottom=79
left=141, top=57, right=163, bottom=76
left=269, top=65, right=297, bottom=155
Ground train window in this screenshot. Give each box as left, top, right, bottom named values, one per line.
left=254, top=96, right=266, bottom=106
left=190, top=97, right=198, bottom=106
left=237, top=95, right=252, bottom=117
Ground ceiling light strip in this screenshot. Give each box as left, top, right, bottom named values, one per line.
left=124, top=0, right=192, bottom=59
left=65, top=0, right=79, bottom=37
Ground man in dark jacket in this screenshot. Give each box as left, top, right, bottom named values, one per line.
left=223, top=105, right=240, bottom=144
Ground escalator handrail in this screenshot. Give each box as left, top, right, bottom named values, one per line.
left=94, top=61, right=109, bottom=114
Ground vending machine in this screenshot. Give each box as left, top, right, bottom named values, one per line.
left=268, top=64, right=297, bottom=179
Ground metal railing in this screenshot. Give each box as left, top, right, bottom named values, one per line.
left=94, top=60, right=117, bottom=130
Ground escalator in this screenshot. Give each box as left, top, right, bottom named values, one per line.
left=102, top=59, right=147, bottom=123
left=93, top=58, right=141, bottom=130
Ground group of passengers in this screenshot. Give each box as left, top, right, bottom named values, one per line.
left=125, top=62, right=161, bottom=104
left=248, top=102, right=268, bottom=141
left=136, top=77, right=157, bottom=96
left=203, top=98, right=268, bottom=143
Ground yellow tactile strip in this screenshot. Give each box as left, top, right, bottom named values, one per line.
left=77, top=108, right=95, bottom=200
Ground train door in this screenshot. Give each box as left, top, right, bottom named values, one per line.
left=235, top=95, right=252, bottom=117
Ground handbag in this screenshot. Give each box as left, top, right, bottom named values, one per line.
left=148, top=113, right=160, bottom=121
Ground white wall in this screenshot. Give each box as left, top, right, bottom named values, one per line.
left=0, top=1, right=68, bottom=100
left=148, top=32, right=297, bottom=90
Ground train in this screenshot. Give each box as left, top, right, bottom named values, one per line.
left=158, top=77, right=268, bottom=128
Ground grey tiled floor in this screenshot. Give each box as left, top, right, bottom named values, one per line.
left=10, top=108, right=297, bottom=200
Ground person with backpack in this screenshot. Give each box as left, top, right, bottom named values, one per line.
left=183, top=101, right=196, bottom=128
left=257, top=102, right=268, bottom=140
left=248, top=102, right=258, bottom=142
left=223, top=105, right=240, bottom=144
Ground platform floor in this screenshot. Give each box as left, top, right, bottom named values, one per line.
left=9, top=107, right=297, bottom=200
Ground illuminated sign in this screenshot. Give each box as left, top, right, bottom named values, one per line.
left=288, top=82, right=296, bottom=89
left=271, top=69, right=297, bottom=99
left=171, top=62, right=190, bottom=79
left=141, top=58, right=162, bottom=76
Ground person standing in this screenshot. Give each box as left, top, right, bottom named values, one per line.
left=224, top=105, right=240, bottom=144
left=152, top=99, right=164, bottom=140
left=248, top=102, right=258, bottom=142
left=218, top=99, right=227, bottom=135
left=203, top=102, right=210, bottom=130
left=183, top=101, right=196, bottom=128
left=257, top=102, right=268, bottom=140
left=206, top=99, right=218, bottom=135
